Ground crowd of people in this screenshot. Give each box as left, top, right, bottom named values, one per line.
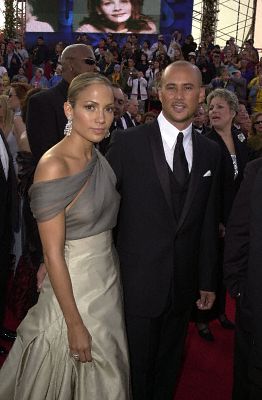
left=0, top=29, right=262, bottom=400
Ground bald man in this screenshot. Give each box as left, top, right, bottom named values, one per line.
left=107, top=61, right=221, bottom=400
left=27, top=44, right=96, bottom=163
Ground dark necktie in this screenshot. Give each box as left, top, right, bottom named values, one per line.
left=137, top=79, right=141, bottom=100
left=173, top=132, right=189, bottom=186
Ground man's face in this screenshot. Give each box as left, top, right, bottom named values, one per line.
left=113, top=87, right=125, bottom=119
left=158, top=64, right=203, bottom=130
left=193, top=106, right=206, bottom=128
left=71, top=47, right=96, bottom=76
left=127, top=100, right=139, bottom=118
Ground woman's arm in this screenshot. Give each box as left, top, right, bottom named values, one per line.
left=34, top=158, right=92, bottom=363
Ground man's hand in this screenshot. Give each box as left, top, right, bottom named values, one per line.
left=37, top=263, right=47, bottom=292
left=196, top=290, right=216, bottom=310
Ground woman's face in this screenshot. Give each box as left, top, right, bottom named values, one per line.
left=209, top=96, right=235, bottom=130
left=97, top=0, right=132, bottom=25
left=254, top=115, right=262, bottom=134
left=67, top=83, right=114, bottom=145
left=8, top=88, right=20, bottom=110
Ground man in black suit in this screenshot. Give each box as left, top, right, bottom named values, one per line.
left=224, top=158, right=262, bottom=400
left=107, top=61, right=221, bottom=400
left=121, top=98, right=139, bottom=128
left=0, top=130, right=18, bottom=355
left=27, top=43, right=96, bottom=164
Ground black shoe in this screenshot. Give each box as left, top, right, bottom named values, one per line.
left=0, top=345, right=8, bottom=356
left=198, top=327, right=214, bottom=342
left=0, top=327, right=17, bottom=342
left=219, top=315, right=235, bottom=330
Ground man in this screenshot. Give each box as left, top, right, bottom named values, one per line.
left=98, top=84, right=125, bottom=154
left=3, top=42, right=21, bottom=80
left=224, top=159, right=262, bottom=400
left=127, top=71, right=148, bottom=102
left=193, top=103, right=210, bottom=135
left=31, top=36, right=49, bottom=69
left=121, top=98, right=139, bottom=129
left=107, top=61, right=220, bottom=400
left=27, top=43, right=96, bottom=164
left=0, top=130, right=18, bottom=355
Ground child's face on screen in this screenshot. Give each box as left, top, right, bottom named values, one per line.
left=98, top=0, right=132, bottom=24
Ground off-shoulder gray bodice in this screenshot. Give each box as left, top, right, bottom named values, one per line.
left=29, top=150, right=120, bottom=240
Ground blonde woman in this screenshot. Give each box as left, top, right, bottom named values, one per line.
left=0, top=95, right=14, bottom=139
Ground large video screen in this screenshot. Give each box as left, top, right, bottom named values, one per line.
left=26, top=0, right=161, bottom=34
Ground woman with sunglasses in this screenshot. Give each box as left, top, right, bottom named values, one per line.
left=248, top=112, right=262, bottom=160
left=76, top=0, right=156, bottom=34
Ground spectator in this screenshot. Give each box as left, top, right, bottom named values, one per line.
left=30, top=67, right=49, bottom=89
left=182, top=34, right=197, bottom=59
left=3, top=42, right=21, bottom=80
left=167, top=42, right=184, bottom=62
left=248, top=72, right=262, bottom=112
left=248, top=112, right=262, bottom=160
left=12, top=66, right=29, bottom=84
left=127, top=70, right=148, bottom=102
left=48, top=64, right=63, bottom=88
left=31, top=36, right=49, bottom=69
left=0, top=55, right=8, bottom=78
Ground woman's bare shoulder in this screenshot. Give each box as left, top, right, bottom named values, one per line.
left=34, top=150, right=68, bottom=184
left=76, top=24, right=102, bottom=33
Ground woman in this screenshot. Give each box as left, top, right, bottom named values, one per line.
left=0, top=73, right=131, bottom=398
left=30, top=67, right=49, bottom=89
left=0, top=95, right=13, bottom=140
left=248, top=112, right=262, bottom=160
left=8, top=82, right=31, bottom=169
left=196, top=89, right=249, bottom=341
left=77, top=0, right=156, bottom=33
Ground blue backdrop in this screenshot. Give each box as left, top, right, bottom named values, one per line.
left=26, top=0, right=194, bottom=47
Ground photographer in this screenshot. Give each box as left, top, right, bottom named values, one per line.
left=127, top=70, right=148, bottom=103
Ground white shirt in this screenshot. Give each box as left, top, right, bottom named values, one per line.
left=0, top=134, right=9, bottom=180
left=157, top=112, right=193, bottom=172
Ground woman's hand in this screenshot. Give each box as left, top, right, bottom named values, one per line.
left=68, top=323, right=92, bottom=363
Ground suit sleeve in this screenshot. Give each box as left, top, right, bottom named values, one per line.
left=223, top=161, right=257, bottom=297
left=198, top=142, right=221, bottom=291
left=26, top=94, right=59, bottom=163
left=106, top=130, right=124, bottom=191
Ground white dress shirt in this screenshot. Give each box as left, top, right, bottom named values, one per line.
left=0, top=134, right=9, bottom=180
left=157, top=112, right=193, bottom=172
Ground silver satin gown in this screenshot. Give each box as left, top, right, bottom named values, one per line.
left=0, top=150, right=131, bottom=400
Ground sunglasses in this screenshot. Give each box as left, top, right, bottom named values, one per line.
left=254, top=120, right=262, bottom=125
left=82, top=58, right=96, bottom=65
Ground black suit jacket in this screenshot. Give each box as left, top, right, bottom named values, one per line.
left=206, top=128, right=249, bottom=225
left=122, top=112, right=137, bottom=128
left=107, top=120, right=221, bottom=318
left=224, top=158, right=262, bottom=369
left=27, top=79, right=69, bottom=163
left=0, top=130, right=18, bottom=322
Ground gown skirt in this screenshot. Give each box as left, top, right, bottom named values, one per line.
left=0, top=230, right=130, bottom=400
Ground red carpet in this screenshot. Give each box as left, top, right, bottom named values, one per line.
left=1, top=297, right=235, bottom=399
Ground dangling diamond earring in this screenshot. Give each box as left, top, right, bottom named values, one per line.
left=64, top=117, right=72, bottom=136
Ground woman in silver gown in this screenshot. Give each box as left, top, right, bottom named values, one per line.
left=0, top=73, right=131, bottom=399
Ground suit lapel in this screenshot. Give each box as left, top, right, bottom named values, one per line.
left=148, top=121, right=176, bottom=226
left=176, top=129, right=202, bottom=232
